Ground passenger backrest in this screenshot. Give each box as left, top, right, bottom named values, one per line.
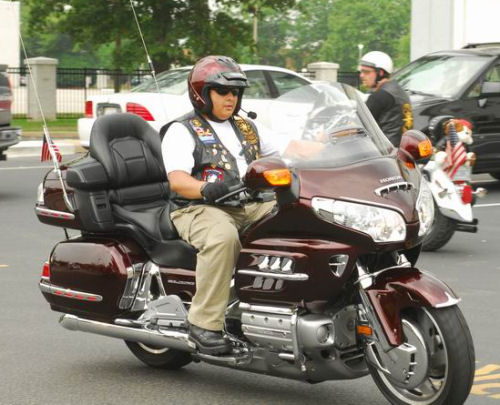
left=89, top=113, right=168, bottom=204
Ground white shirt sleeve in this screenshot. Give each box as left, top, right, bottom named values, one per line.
left=161, top=122, right=196, bottom=174
left=253, top=120, right=284, bottom=157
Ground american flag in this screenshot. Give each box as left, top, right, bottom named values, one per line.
left=41, top=128, right=62, bottom=162
left=444, top=120, right=467, bottom=179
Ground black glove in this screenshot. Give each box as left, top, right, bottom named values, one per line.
left=200, top=182, right=230, bottom=204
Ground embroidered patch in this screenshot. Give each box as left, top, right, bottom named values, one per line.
left=202, top=168, right=224, bottom=183
left=190, top=119, right=216, bottom=144
left=235, top=117, right=258, bottom=145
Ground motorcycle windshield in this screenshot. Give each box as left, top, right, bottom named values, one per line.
left=268, top=83, right=394, bottom=169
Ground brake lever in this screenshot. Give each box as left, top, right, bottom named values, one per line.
left=214, top=186, right=247, bottom=205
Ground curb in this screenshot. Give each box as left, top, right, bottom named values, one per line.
left=6, top=139, right=86, bottom=158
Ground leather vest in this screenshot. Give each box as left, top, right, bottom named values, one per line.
left=377, top=80, right=413, bottom=146
left=167, top=111, right=261, bottom=210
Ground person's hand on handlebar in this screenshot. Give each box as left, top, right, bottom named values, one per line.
left=200, top=182, right=230, bottom=204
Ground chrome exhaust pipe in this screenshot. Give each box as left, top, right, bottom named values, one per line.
left=60, top=314, right=196, bottom=352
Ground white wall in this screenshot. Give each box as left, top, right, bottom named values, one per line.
left=0, top=1, right=20, bottom=68
left=411, top=0, right=500, bottom=60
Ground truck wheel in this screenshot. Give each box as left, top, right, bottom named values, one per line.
left=125, top=341, right=192, bottom=369
left=422, top=203, right=456, bottom=251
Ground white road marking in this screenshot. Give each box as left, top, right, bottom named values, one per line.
left=0, top=166, right=50, bottom=171
left=475, top=203, right=500, bottom=208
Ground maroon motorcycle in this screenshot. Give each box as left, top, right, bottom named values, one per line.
left=36, top=83, right=474, bottom=405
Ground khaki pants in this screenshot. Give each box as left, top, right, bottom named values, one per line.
left=171, top=201, right=275, bottom=330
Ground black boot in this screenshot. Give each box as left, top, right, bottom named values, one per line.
left=188, top=323, right=232, bottom=355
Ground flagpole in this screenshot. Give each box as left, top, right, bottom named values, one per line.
left=11, top=0, right=74, bottom=212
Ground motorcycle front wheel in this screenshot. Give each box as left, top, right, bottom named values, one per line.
left=368, top=306, right=474, bottom=405
left=125, top=340, right=192, bottom=369
left=422, top=202, right=456, bottom=251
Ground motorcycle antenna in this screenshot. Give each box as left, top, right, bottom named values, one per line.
left=129, top=0, right=161, bottom=95
left=129, top=0, right=174, bottom=125
left=11, top=0, right=74, bottom=213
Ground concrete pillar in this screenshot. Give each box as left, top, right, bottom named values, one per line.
left=24, top=57, right=58, bottom=120
left=307, top=61, right=340, bottom=83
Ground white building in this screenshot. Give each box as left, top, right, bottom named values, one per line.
left=0, top=0, right=20, bottom=68
left=411, top=0, right=500, bottom=60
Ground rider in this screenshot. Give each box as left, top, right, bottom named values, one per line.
left=359, top=51, right=413, bottom=146
left=160, top=55, right=277, bottom=355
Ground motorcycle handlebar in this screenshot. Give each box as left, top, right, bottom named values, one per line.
left=214, top=183, right=247, bottom=205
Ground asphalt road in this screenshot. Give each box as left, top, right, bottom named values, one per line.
left=1, top=154, right=500, bottom=405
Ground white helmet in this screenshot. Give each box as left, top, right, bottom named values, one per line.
left=359, top=51, right=393, bottom=75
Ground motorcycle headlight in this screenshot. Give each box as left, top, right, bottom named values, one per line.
left=416, top=178, right=434, bottom=237
left=311, top=197, right=406, bottom=243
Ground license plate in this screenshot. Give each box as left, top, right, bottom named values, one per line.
left=103, top=107, right=120, bottom=115
left=453, top=165, right=471, bottom=181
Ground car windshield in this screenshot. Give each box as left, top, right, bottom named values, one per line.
left=393, top=54, right=492, bottom=98
left=131, top=69, right=189, bottom=95
left=268, top=83, right=394, bottom=169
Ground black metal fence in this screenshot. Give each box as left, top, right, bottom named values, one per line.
left=7, top=67, right=153, bottom=118
left=338, top=71, right=360, bottom=88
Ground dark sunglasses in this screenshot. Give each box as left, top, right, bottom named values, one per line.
left=213, top=87, right=240, bottom=96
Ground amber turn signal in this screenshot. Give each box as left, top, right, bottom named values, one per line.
left=357, top=324, right=373, bottom=336
left=418, top=139, right=432, bottom=158
left=263, top=169, right=292, bottom=187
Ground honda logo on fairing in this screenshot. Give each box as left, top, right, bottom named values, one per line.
left=379, top=175, right=403, bottom=184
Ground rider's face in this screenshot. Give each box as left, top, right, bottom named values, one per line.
left=209, top=87, right=238, bottom=121
left=359, top=66, right=377, bottom=88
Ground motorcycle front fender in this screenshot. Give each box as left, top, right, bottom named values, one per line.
left=364, top=267, right=460, bottom=347
left=424, top=162, right=473, bottom=222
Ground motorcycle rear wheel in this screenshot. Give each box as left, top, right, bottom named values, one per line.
left=125, top=341, right=192, bottom=369
left=368, top=306, right=475, bottom=405
left=422, top=203, right=456, bottom=251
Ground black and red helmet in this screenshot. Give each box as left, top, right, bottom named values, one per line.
left=188, top=55, right=248, bottom=116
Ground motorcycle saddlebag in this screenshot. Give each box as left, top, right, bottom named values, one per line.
left=40, top=235, right=147, bottom=322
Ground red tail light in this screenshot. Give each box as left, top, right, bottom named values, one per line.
left=85, top=100, right=93, bottom=118
left=126, top=102, right=155, bottom=121
left=461, top=184, right=473, bottom=204
left=41, top=261, right=50, bottom=280
left=0, top=100, right=10, bottom=110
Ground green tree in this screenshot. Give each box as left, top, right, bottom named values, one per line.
left=318, top=0, right=411, bottom=71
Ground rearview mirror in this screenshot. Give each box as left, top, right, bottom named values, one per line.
left=399, top=129, right=432, bottom=166
left=245, top=157, right=292, bottom=190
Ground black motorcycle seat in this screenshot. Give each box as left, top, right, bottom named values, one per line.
left=112, top=203, right=197, bottom=269
left=84, top=113, right=198, bottom=269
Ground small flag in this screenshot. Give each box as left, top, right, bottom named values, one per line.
left=41, top=130, right=62, bottom=163
left=444, top=121, right=467, bottom=179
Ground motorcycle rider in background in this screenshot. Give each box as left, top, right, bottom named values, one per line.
left=160, top=55, right=277, bottom=356
left=359, top=51, right=413, bottom=146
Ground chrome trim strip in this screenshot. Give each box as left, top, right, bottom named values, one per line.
left=238, top=269, right=308, bottom=281
left=239, top=302, right=294, bottom=315
left=35, top=206, right=75, bottom=220
left=39, top=281, right=103, bottom=302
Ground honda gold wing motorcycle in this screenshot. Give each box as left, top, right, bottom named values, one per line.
left=36, top=83, right=474, bottom=405
left=421, top=115, right=487, bottom=251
